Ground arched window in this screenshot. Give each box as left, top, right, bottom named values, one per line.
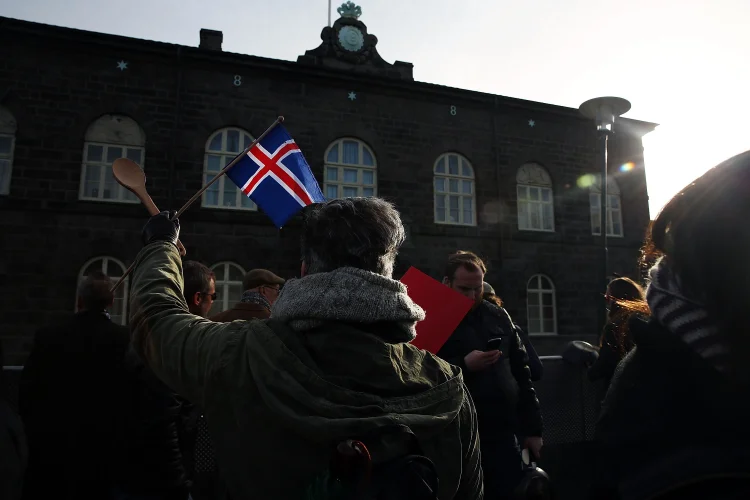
left=323, top=138, right=377, bottom=199
left=209, top=262, right=246, bottom=315
left=526, top=274, right=557, bottom=335
left=77, top=256, right=129, bottom=326
left=517, top=163, right=554, bottom=232
left=0, top=106, right=16, bottom=195
left=434, top=153, right=475, bottom=225
left=80, top=114, right=145, bottom=203
left=589, top=175, right=624, bottom=237
left=202, top=127, right=257, bottom=210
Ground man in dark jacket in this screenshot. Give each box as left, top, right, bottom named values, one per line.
left=19, top=271, right=130, bottom=499
left=439, top=251, right=543, bottom=500
left=210, top=269, right=285, bottom=322
left=129, top=198, right=483, bottom=500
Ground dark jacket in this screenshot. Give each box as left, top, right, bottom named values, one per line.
left=19, top=311, right=130, bottom=499
left=210, top=302, right=270, bottom=322
left=438, top=301, right=543, bottom=438
left=515, top=324, right=544, bottom=382
left=594, top=317, right=750, bottom=499
left=0, top=397, right=27, bottom=500
left=129, top=242, right=484, bottom=500
left=115, top=348, right=189, bottom=500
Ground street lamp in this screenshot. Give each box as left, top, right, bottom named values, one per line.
left=579, top=97, right=631, bottom=326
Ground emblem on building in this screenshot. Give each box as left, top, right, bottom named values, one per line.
left=337, top=1, right=362, bottom=19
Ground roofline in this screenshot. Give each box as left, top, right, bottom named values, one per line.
left=0, top=16, right=659, bottom=132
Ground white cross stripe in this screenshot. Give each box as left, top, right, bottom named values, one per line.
left=238, top=141, right=315, bottom=205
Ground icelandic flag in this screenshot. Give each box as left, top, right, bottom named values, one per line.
left=225, top=124, right=325, bottom=228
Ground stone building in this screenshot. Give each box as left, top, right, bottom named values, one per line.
left=0, top=4, right=656, bottom=363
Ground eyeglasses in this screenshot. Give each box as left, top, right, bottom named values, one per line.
left=201, top=292, right=217, bottom=301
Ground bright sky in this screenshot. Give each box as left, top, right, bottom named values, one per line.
left=4, top=0, right=749, bottom=217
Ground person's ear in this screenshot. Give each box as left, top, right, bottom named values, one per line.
left=301, top=261, right=308, bottom=277
left=192, top=292, right=202, bottom=306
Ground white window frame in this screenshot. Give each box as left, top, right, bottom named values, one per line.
left=323, top=138, right=377, bottom=199
left=590, top=175, right=624, bottom=237
left=76, top=256, right=129, bottom=326
left=526, top=274, right=557, bottom=335
left=433, top=152, right=476, bottom=226
left=79, top=142, right=144, bottom=203
left=202, top=128, right=257, bottom=211
left=516, top=163, right=555, bottom=232
left=210, top=261, right=246, bottom=315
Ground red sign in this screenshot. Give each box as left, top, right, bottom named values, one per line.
left=400, top=267, right=474, bottom=354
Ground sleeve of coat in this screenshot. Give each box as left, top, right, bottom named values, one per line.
left=454, top=388, right=484, bottom=500
left=436, top=327, right=470, bottom=373
left=588, top=324, right=619, bottom=383
left=508, top=325, right=544, bottom=437
left=129, top=241, right=247, bottom=408
left=515, top=325, right=544, bottom=382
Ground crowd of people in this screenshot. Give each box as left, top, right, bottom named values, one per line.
left=1, top=149, right=749, bottom=500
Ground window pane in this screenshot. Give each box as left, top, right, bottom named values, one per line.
left=609, top=195, right=620, bottom=209
left=518, top=201, right=528, bottom=230
left=208, top=133, right=222, bottom=151
left=529, top=318, right=541, bottom=334
left=543, top=306, right=555, bottom=322
left=541, top=188, right=551, bottom=202
left=449, top=195, right=459, bottom=222
left=463, top=197, right=472, bottom=212
left=126, top=148, right=142, bottom=165
left=449, top=196, right=459, bottom=210
left=342, top=141, right=359, bottom=164
left=589, top=193, right=599, bottom=208
left=362, top=170, right=374, bottom=185
left=83, top=165, right=101, bottom=198
left=206, top=155, right=222, bottom=173
left=542, top=293, right=553, bottom=306
left=448, top=155, right=459, bottom=175
left=530, top=208, right=540, bottom=229
left=435, top=157, right=446, bottom=174
left=326, top=167, right=338, bottom=181
left=434, top=177, right=445, bottom=192
left=205, top=176, right=219, bottom=206
left=87, top=144, right=103, bottom=162
left=449, top=179, right=459, bottom=192
left=243, top=134, right=253, bottom=149
left=240, top=194, right=255, bottom=209
left=106, top=147, right=123, bottom=163
left=517, top=185, right=527, bottom=201
left=228, top=265, right=244, bottom=281
left=611, top=218, right=622, bottom=236
left=362, top=148, right=374, bottom=166
left=226, top=130, right=240, bottom=153
left=463, top=210, right=473, bottom=225
left=529, top=187, right=540, bottom=201
left=228, top=283, right=242, bottom=303
left=343, top=186, right=357, bottom=197
left=363, top=187, right=374, bottom=197
left=528, top=292, right=540, bottom=307
left=0, top=136, right=12, bottom=154
left=101, top=165, right=117, bottom=199
left=223, top=180, right=237, bottom=206
left=327, top=144, right=339, bottom=163
left=436, top=195, right=446, bottom=210
left=591, top=208, right=601, bottom=234
left=343, top=169, right=358, bottom=183
left=543, top=204, right=553, bottom=230
left=461, top=162, right=472, bottom=178
left=462, top=180, right=472, bottom=194
left=326, top=185, right=338, bottom=199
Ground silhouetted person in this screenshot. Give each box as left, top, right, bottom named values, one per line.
left=19, top=271, right=130, bottom=499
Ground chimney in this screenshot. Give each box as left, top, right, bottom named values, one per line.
left=199, top=29, right=223, bottom=51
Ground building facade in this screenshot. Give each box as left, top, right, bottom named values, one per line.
left=0, top=7, right=655, bottom=363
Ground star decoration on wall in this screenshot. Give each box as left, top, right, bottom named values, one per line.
left=348, top=91, right=357, bottom=101
left=528, top=119, right=536, bottom=127
left=116, top=60, right=129, bottom=71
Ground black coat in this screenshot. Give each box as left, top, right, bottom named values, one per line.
left=594, top=317, right=750, bottom=499
left=115, top=348, right=189, bottom=499
left=19, top=311, right=131, bottom=499
left=438, top=301, right=543, bottom=438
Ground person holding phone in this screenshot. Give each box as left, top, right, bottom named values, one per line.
left=438, top=251, right=543, bottom=500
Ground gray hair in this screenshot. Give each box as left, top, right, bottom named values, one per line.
left=302, top=197, right=406, bottom=278
left=77, top=270, right=114, bottom=311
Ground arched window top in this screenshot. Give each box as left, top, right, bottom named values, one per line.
left=210, top=261, right=246, bottom=316
left=206, top=127, right=254, bottom=154
left=517, top=163, right=552, bottom=186
left=325, top=138, right=376, bottom=168
left=527, top=274, right=555, bottom=291
left=434, top=152, right=474, bottom=178
left=589, top=174, right=621, bottom=195
left=0, top=106, right=17, bottom=135
left=76, top=256, right=129, bottom=325
left=85, top=114, right=145, bottom=146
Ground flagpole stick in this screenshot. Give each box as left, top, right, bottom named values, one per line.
left=173, top=116, right=284, bottom=219
left=110, top=116, right=284, bottom=294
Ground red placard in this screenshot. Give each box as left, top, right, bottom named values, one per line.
left=400, top=266, right=474, bottom=354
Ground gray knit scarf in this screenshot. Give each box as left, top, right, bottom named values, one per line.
left=241, top=291, right=271, bottom=311
left=646, top=258, right=729, bottom=372
left=270, top=267, right=425, bottom=342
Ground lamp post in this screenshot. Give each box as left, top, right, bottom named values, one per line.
left=579, top=97, right=631, bottom=326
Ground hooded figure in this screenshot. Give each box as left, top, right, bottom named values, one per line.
left=130, top=198, right=483, bottom=500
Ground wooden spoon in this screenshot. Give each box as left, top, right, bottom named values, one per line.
left=112, top=158, right=186, bottom=256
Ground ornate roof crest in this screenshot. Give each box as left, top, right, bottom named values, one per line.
left=337, top=1, right=362, bottom=19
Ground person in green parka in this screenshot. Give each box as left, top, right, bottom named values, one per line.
left=129, top=197, right=484, bottom=500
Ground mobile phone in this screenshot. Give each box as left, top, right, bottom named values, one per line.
left=487, top=337, right=504, bottom=352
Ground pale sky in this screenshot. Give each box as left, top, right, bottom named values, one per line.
left=3, top=0, right=749, bottom=217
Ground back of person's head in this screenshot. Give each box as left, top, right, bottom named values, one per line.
left=242, top=269, right=285, bottom=291
left=301, top=197, right=405, bottom=278
left=77, top=270, right=114, bottom=312
left=182, top=260, right=214, bottom=303
left=443, top=251, right=487, bottom=283
left=642, top=150, right=750, bottom=383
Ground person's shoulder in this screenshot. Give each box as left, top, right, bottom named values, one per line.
left=480, top=301, right=514, bottom=326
